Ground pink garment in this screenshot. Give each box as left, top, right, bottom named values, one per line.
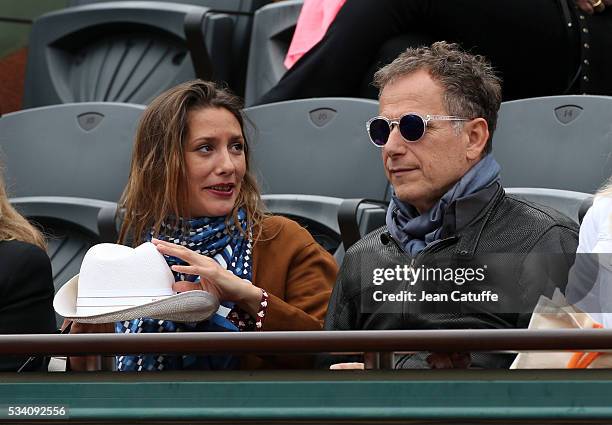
left=284, top=0, right=347, bottom=69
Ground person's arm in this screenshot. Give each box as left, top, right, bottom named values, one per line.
left=153, top=225, right=338, bottom=332
left=260, top=238, right=336, bottom=331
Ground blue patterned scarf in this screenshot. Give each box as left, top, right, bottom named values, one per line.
left=386, top=154, right=501, bottom=256
left=116, top=209, right=252, bottom=371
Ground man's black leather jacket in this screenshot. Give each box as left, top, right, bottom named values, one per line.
left=324, top=183, right=579, bottom=368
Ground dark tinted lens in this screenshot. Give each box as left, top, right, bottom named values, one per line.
left=399, top=114, right=425, bottom=141
left=368, top=119, right=390, bottom=146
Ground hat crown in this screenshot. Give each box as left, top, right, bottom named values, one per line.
left=78, top=242, right=175, bottom=298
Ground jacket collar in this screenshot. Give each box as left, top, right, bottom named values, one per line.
left=445, top=182, right=505, bottom=259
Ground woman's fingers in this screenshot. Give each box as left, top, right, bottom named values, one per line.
left=170, top=264, right=200, bottom=275
left=152, top=239, right=198, bottom=262
left=152, top=238, right=216, bottom=267
left=173, top=280, right=204, bottom=292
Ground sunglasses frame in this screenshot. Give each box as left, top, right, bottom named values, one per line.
left=366, top=113, right=470, bottom=147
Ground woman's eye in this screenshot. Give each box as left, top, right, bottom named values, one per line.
left=231, top=142, right=244, bottom=152
left=197, top=145, right=211, bottom=153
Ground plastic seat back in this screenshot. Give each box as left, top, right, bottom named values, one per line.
left=0, top=102, right=144, bottom=202
left=505, top=187, right=592, bottom=224
left=23, top=1, right=236, bottom=107
left=244, top=97, right=387, bottom=199
left=493, top=95, right=612, bottom=193
left=67, top=0, right=272, bottom=96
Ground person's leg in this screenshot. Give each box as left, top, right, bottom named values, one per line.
left=257, top=0, right=428, bottom=104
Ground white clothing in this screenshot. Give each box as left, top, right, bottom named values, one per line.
left=574, top=196, right=612, bottom=326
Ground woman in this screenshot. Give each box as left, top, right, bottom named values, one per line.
left=71, top=80, right=337, bottom=371
left=0, top=166, right=56, bottom=371
left=258, top=0, right=612, bottom=104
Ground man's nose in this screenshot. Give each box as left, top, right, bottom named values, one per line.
left=383, top=124, right=407, bottom=156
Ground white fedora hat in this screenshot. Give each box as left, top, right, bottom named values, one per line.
left=53, top=242, right=219, bottom=324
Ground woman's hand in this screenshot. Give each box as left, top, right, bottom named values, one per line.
left=62, top=319, right=114, bottom=371
left=152, top=238, right=263, bottom=316
left=574, top=0, right=612, bottom=14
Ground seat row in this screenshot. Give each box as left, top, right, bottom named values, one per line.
left=1, top=95, right=609, bottom=324
left=17, top=0, right=447, bottom=109
left=20, top=0, right=419, bottom=107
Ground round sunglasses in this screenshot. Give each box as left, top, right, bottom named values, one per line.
left=366, top=113, right=469, bottom=146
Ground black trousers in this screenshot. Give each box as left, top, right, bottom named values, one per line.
left=258, top=0, right=585, bottom=104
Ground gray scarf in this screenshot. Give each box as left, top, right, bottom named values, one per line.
left=386, top=154, right=501, bottom=256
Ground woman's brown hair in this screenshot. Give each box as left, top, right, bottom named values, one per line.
left=0, top=165, right=46, bottom=249
left=118, top=80, right=266, bottom=245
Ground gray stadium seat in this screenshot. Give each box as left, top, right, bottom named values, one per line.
left=23, top=1, right=238, bottom=108
left=493, top=95, right=612, bottom=193
left=263, top=195, right=386, bottom=264
left=10, top=197, right=114, bottom=326
left=244, top=97, right=388, bottom=199
left=0, top=102, right=144, bottom=201
left=66, top=0, right=272, bottom=97
left=244, top=0, right=302, bottom=106
left=505, top=187, right=592, bottom=224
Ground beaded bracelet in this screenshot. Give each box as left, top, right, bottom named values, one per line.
left=255, top=289, right=269, bottom=330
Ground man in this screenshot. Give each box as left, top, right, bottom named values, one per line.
left=324, top=42, right=579, bottom=368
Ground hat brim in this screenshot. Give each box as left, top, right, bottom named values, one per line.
left=54, top=275, right=220, bottom=324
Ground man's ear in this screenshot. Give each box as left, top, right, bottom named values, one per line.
left=464, top=118, right=489, bottom=160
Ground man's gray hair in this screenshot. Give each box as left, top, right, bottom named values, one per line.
left=373, top=41, right=502, bottom=153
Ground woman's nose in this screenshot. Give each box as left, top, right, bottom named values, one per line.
left=216, top=149, right=236, bottom=174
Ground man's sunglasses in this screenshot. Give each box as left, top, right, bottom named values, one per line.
left=366, top=113, right=469, bottom=146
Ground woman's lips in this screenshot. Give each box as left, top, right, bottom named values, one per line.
left=204, top=184, right=235, bottom=198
